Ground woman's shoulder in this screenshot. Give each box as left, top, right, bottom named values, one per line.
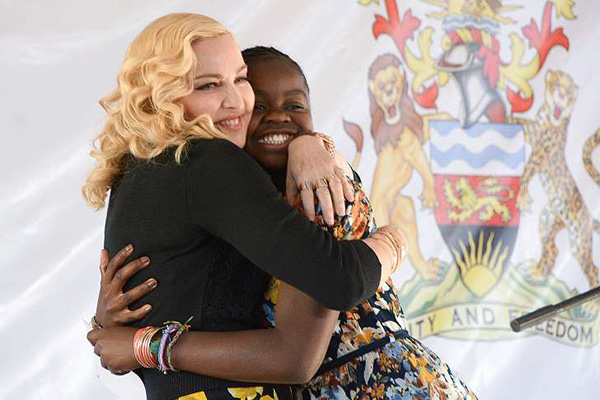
left=183, top=138, right=274, bottom=188
left=184, top=138, right=255, bottom=168
left=186, top=137, right=240, bottom=156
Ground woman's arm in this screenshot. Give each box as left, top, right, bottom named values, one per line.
left=90, top=169, right=404, bottom=380
left=184, top=139, right=388, bottom=310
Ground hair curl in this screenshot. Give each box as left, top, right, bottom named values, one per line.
left=82, top=13, right=230, bottom=209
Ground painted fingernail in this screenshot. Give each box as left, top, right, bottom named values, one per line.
left=126, top=244, right=133, bottom=251
left=141, top=256, right=150, bottom=265
left=147, top=279, right=157, bottom=289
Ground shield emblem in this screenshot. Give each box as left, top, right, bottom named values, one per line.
left=429, top=120, right=525, bottom=298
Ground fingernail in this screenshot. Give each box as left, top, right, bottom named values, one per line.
left=147, top=279, right=157, bottom=289
left=141, top=256, right=150, bottom=265
left=145, top=304, right=152, bottom=311
left=126, top=244, right=133, bottom=251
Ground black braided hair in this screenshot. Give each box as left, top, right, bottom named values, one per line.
left=242, top=46, right=310, bottom=93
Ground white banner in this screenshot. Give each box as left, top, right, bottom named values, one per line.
left=1, top=1, right=598, bottom=399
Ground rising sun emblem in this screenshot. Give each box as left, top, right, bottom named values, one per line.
left=451, top=230, right=509, bottom=298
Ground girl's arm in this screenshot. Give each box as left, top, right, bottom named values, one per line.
left=182, top=139, right=393, bottom=309
left=172, top=282, right=339, bottom=384
left=89, top=282, right=338, bottom=383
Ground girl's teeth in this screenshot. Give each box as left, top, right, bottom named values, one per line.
left=258, top=134, right=291, bottom=145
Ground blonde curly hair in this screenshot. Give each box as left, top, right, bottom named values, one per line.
left=82, top=13, right=231, bottom=209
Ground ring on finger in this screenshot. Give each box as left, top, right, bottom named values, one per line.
left=315, top=178, right=329, bottom=189
left=334, top=166, right=347, bottom=180
left=299, top=181, right=312, bottom=191
left=326, top=172, right=339, bottom=183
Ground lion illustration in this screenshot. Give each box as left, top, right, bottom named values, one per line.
left=513, top=70, right=600, bottom=290
left=344, top=54, right=441, bottom=280
left=444, top=177, right=513, bottom=223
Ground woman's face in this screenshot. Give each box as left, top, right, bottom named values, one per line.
left=245, top=59, right=313, bottom=171
left=179, top=34, right=254, bottom=148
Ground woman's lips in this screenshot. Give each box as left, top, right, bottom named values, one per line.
left=215, top=116, right=242, bottom=130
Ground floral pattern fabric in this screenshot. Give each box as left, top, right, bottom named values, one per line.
left=178, top=386, right=293, bottom=400
left=264, top=179, right=478, bottom=400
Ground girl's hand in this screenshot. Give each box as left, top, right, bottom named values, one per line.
left=87, top=326, right=139, bottom=375
left=95, top=246, right=157, bottom=327
left=286, top=134, right=354, bottom=225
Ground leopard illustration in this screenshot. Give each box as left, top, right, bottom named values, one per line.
left=514, top=70, right=600, bottom=289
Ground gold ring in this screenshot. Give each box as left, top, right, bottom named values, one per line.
left=315, top=178, right=329, bottom=189
left=326, top=172, right=339, bottom=182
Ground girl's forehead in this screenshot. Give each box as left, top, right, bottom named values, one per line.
left=248, top=59, right=309, bottom=93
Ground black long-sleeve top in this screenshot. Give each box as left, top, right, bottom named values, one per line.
left=104, top=139, right=381, bottom=399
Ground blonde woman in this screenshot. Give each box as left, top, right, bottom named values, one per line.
left=84, top=14, right=401, bottom=400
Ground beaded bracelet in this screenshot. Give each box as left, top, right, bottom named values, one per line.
left=164, top=317, right=192, bottom=372
left=157, top=324, right=179, bottom=373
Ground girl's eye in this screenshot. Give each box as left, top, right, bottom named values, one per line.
left=254, top=104, right=267, bottom=111
left=196, top=82, right=218, bottom=91
left=285, top=104, right=305, bottom=111
left=235, top=76, right=249, bottom=84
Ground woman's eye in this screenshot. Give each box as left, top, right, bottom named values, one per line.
left=196, top=82, right=218, bottom=91
left=285, top=104, right=305, bottom=111
left=235, top=76, right=249, bottom=84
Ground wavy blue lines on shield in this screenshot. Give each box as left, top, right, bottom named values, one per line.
left=431, top=143, right=525, bottom=172
left=428, top=120, right=525, bottom=176
left=430, top=121, right=523, bottom=139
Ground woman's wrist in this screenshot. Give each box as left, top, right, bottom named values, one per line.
left=311, top=132, right=335, bottom=158
left=369, top=226, right=407, bottom=275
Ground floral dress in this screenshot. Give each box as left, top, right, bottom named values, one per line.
left=178, top=386, right=291, bottom=400
left=263, top=178, right=478, bottom=400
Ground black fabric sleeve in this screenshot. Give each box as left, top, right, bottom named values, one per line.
left=184, top=139, right=381, bottom=311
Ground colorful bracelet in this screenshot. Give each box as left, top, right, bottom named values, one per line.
left=164, top=317, right=192, bottom=372
left=133, top=326, right=161, bottom=368
left=133, top=318, right=193, bottom=373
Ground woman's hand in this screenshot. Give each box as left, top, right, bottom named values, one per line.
left=95, top=246, right=157, bottom=327
left=87, top=326, right=139, bottom=375
left=286, top=134, right=355, bottom=225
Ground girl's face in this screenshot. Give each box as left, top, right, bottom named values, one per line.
left=245, top=59, right=313, bottom=171
left=179, top=34, right=254, bottom=148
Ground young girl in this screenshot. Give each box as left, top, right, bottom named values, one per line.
left=89, top=44, right=478, bottom=399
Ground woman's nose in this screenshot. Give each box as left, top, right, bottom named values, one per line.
left=222, top=84, right=245, bottom=111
